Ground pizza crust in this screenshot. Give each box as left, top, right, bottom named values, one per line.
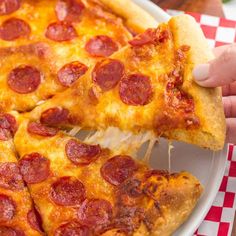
left=99, top=0, right=158, bottom=32
left=166, top=14, right=226, bottom=150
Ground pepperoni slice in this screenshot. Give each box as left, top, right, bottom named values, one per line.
left=19, top=153, right=50, bottom=184
left=27, top=122, right=58, bottom=137
left=27, top=208, right=43, bottom=232
left=92, top=59, right=125, bottom=91
left=54, top=220, right=89, bottom=236
left=101, top=155, right=138, bottom=186
left=0, top=0, right=20, bottom=15
left=0, top=18, right=30, bottom=41
left=0, top=194, right=16, bottom=222
left=50, top=176, right=85, bottom=206
left=119, top=74, right=153, bottom=106
left=45, top=22, right=77, bottom=42
left=77, top=199, right=112, bottom=227
left=7, top=65, right=41, bottom=94
left=129, top=28, right=170, bottom=47
left=65, top=139, right=101, bottom=165
left=0, top=226, right=25, bottom=236
left=0, top=113, right=17, bottom=141
left=0, top=163, right=24, bottom=191
left=57, top=61, right=88, bottom=87
left=0, top=113, right=17, bottom=134
left=55, top=0, right=85, bottom=22
left=40, top=107, right=69, bottom=126
left=85, top=35, right=119, bottom=57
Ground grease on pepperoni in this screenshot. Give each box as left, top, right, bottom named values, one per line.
left=40, top=107, right=69, bottom=126
left=77, top=199, right=112, bottom=227
left=50, top=176, right=86, bottom=206
left=65, top=139, right=101, bottom=165
left=7, top=65, right=41, bottom=94
left=0, top=18, right=30, bottom=41
left=27, top=122, right=58, bottom=137
left=101, top=155, right=138, bottom=186
left=57, top=61, right=88, bottom=87
left=54, top=220, right=89, bottom=236
left=92, top=59, right=125, bottom=91
left=55, top=0, right=85, bottom=22
left=27, top=208, right=44, bottom=233
left=85, top=35, right=119, bottom=57
left=119, top=74, right=153, bottom=106
left=45, top=22, right=77, bottom=42
left=0, top=113, right=17, bottom=141
left=0, top=194, right=16, bottom=222
left=19, top=153, right=50, bottom=184
left=0, top=0, right=20, bottom=15
left=0, top=163, right=24, bottom=190
left=0, top=226, right=24, bottom=236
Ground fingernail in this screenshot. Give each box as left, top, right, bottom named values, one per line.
left=193, top=64, right=210, bottom=81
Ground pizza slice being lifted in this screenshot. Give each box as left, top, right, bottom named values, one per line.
left=26, top=14, right=226, bottom=150
left=14, top=118, right=203, bottom=236
left=0, top=112, right=44, bottom=235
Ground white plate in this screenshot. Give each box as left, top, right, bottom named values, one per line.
left=132, top=1, right=228, bottom=235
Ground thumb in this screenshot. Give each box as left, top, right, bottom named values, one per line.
left=193, top=44, right=236, bottom=87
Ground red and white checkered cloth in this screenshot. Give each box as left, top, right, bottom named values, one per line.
left=166, top=10, right=236, bottom=236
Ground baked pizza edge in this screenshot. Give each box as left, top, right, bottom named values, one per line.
left=164, top=14, right=226, bottom=151
left=98, top=0, right=158, bottom=33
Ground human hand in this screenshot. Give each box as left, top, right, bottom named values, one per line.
left=193, top=44, right=236, bottom=144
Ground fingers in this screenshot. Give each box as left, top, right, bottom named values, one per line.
left=226, top=118, right=236, bottom=144
left=223, top=96, right=236, bottom=144
left=222, top=81, right=236, bottom=96
left=193, top=44, right=236, bottom=87
left=223, top=96, right=236, bottom=118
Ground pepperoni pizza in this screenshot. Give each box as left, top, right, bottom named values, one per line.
left=27, top=14, right=226, bottom=150
left=14, top=119, right=203, bottom=236
left=0, top=112, right=43, bottom=235
left=0, top=0, right=157, bottom=112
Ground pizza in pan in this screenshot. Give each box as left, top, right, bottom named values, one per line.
left=0, top=112, right=43, bottom=235
left=0, top=0, right=156, bottom=112
left=26, top=14, right=226, bottom=150
left=13, top=119, right=203, bottom=236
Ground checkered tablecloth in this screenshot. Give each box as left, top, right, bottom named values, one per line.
left=166, top=10, right=236, bottom=236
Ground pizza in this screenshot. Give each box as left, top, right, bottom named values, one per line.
left=26, top=14, right=226, bottom=151
left=0, top=1, right=227, bottom=235
left=13, top=119, right=203, bottom=236
left=0, top=0, right=157, bottom=112
left=0, top=112, right=43, bottom=235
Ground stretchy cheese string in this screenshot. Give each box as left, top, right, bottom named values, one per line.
left=168, top=141, right=174, bottom=173
left=84, top=127, right=155, bottom=156
left=68, top=126, right=81, bottom=136
left=143, top=137, right=158, bottom=164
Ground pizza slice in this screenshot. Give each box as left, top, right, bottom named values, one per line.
left=0, top=0, right=157, bottom=113
left=26, top=14, right=226, bottom=150
left=0, top=112, right=43, bottom=235
left=14, top=118, right=203, bottom=236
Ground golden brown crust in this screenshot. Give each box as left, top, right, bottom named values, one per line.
left=98, top=0, right=158, bottom=33
left=166, top=14, right=226, bottom=150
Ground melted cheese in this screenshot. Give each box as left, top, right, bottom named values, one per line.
left=85, top=127, right=155, bottom=156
